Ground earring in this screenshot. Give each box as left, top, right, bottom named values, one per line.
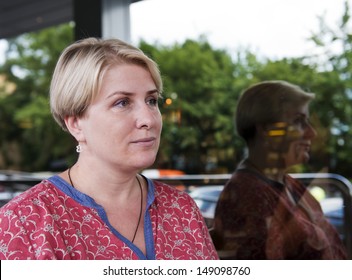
left=76, top=144, right=82, bottom=153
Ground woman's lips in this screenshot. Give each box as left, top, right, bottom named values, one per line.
left=131, top=137, right=156, bottom=147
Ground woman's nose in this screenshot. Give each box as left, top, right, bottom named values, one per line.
left=305, top=123, right=317, bottom=139
left=136, top=104, right=154, bottom=129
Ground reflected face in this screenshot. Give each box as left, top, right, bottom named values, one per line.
left=281, top=104, right=317, bottom=167
left=263, top=103, right=317, bottom=169
left=77, top=64, right=162, bottom=172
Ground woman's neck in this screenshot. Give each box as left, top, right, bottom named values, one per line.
left=243, top=155, right=286, bottom=184
left=62, top=160, right=141, bottom=204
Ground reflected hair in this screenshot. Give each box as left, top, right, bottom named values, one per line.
left=50, top=37, right=163, bottom=131
left=236, top=80, right=315, bottom=143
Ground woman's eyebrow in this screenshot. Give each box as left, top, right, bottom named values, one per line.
left=146, top=89, right=159, bottom=95
left=107, top=89, right=159, bottom=99
left=107, top=91, right=133, bottom=99
left=295, top=112, right=308, bottom=118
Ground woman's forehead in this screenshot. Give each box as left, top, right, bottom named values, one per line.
left=281, top=103, right=310, bottom=118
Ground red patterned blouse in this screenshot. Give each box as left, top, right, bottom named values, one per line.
left=0, top=176, right=218, bottom=260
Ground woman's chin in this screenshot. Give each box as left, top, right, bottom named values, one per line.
left=301, top=152, right=311, bottom=163
left=137, top=157, right=157, bottom=171
left=286, top=154, right=310, bottom=167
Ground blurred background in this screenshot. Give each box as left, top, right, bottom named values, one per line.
left=0, top=0, right=351, bottom=176
left=1, top=0, right=352, bottom=257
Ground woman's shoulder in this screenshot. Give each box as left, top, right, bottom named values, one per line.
left=225, top=169, right=269, bottom=191
left=284, top=174, right=305, bottom=188
left=0, top=179, right=62, bottom=214
left=153, top=180, right=188, bottom=195
left=219, top=169, right=284, bottom=206
left=152, top=180, right=195, bottom=204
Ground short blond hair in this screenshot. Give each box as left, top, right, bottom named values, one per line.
left=236, top=80, right=315, bottom=143
left=50, top=37, right=163, bottom=131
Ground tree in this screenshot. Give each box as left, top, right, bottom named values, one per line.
left=140, top=38, right=241, bottom=173
left=306, top=0, right=352, bottom=176
left=0, top=23, right=75, bottom=171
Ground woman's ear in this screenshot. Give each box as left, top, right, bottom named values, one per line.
left=255, top=123, right=267, bottom=138
left=64, top=116, right=85, bottom=142
left=255, top=123, right=274, bottom=147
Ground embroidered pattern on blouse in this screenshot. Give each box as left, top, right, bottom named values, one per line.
left=0, top=179, right=218, bottom=260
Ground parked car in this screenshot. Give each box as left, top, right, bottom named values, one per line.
left=142, top=169, right=185, bottom=177
left=320, top=197, right=344, bottom=240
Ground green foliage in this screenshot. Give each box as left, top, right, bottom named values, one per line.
left=0, top=23, right=75, bottom=171
left=305, top=0, right=352, bottom=175
left=140, top=38, right=240, bottom=172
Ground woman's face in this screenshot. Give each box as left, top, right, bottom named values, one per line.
left=281, top=103, right=317, bottom=167
left=262, top=103, right=316, bottom=169
left=76, top=63, right=162, bottom=172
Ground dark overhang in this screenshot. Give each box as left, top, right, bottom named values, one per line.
left=0, top=0, right=73, bottom=39
left=0, top=0, right=142, bottom=40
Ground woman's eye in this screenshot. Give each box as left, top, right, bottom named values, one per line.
left=115, top=99, right=130, bottom=107
left=147, top=97, right=158, bottom=106
left=293, top=117, right=308, bottom=127
left=293, top=118, right=301, bottom=125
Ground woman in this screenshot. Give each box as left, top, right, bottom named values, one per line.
left=212, top=80, right=347, bottom=259
left=0, top=38, right=218, bottom=260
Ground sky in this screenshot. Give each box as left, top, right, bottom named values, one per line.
left=130, top=0, right=350, bottom=59
left=0, top=0, right=350, bottom=63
